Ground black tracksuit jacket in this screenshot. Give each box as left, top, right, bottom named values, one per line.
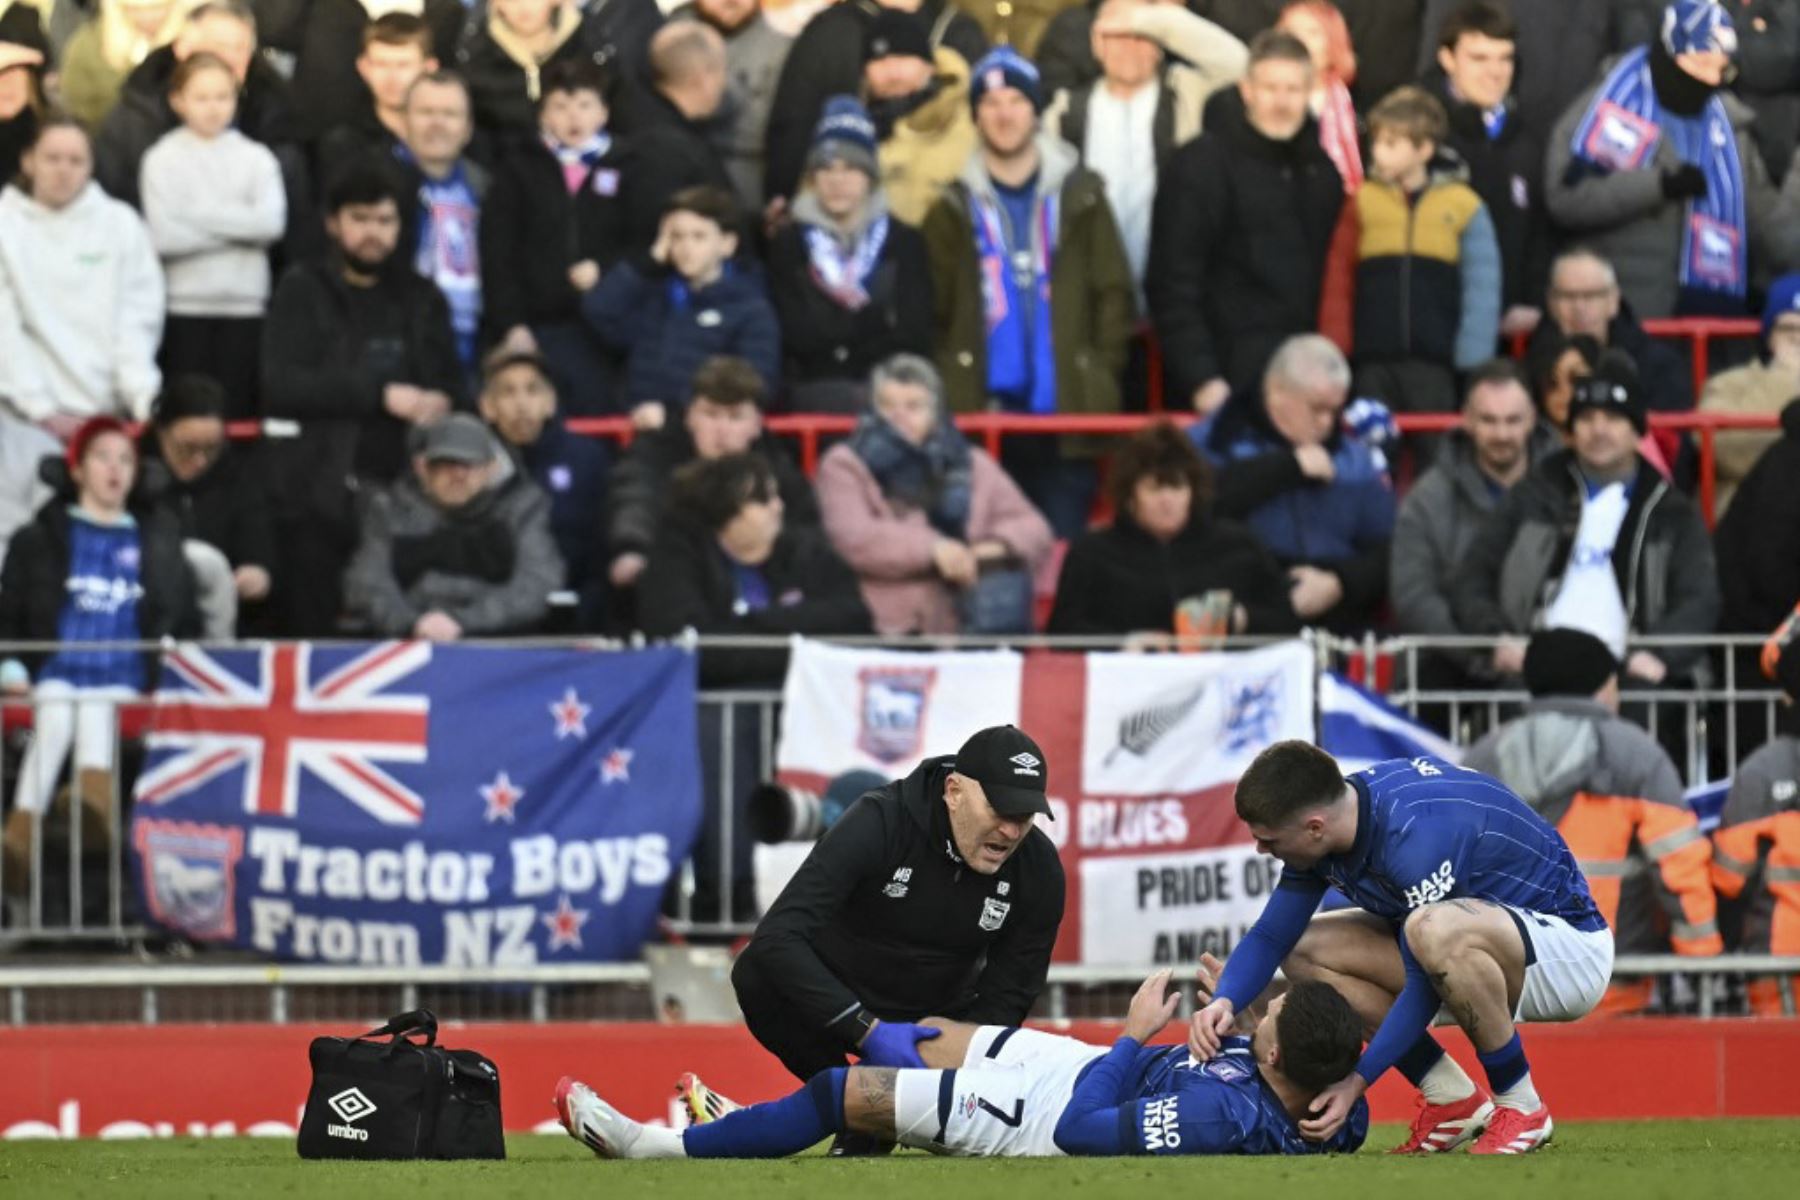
left=734, top=757, right=1064, bottom=1048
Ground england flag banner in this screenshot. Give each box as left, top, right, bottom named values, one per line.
left=129, top=643, right=702, bottom=965
left=776, top=639, right=1313, bottom=964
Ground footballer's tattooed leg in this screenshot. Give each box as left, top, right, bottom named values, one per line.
left=1404, top=901, right=1530, bottom=1053
left=844, top=1067, right=899, bottom=1135
left=1430, top=972, right=1485, bottom=1038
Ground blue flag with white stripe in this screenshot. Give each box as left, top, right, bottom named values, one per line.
left=1319, top=672, right=1460, bottom=773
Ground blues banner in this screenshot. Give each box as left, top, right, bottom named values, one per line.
left=128, top=643, right=701, bottom=964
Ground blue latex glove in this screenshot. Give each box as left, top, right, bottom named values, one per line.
left=856, top=1021, right=942, bottom=1068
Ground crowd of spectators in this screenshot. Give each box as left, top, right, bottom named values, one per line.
left=0, top=0, right=1797, bottom=653
left=3, top=0, right=1800, bottom=958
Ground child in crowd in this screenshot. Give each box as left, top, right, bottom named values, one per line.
left=581, top=184, right=780, bottom=431
left=480, top=57, right=629, bottom=415
left=1351, top=85, right=1501, bottom=415
left=139, top=50, right=286, bottom=419
left=0, top=417, right=194, bottom=893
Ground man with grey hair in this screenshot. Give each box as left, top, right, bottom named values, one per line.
left=1187, top=334, right=1396, bottom=632
left=1523, top=247, right=1694, bottom=416
left=616, top=19, right=738, bottom=251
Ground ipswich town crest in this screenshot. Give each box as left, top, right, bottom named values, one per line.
left=133, top=819, right=244, bottom=940
left=855, top=667, right=937, bottom=764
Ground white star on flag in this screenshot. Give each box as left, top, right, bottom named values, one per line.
left=541, top=894, right=590, bottom=952
left=550, top=688, right=591, bottom=739
left=479, top=770, right=523, bottom=824
left=600, top=747, right=633, bottom=784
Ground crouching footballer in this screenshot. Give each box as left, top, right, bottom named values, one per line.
left=553, top=959, right=1369, bottom=1159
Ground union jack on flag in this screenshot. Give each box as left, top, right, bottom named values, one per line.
left=136, top=642, right=432, bottom=825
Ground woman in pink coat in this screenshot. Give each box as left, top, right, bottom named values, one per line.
left=816, top=353, right=1054, bottom=635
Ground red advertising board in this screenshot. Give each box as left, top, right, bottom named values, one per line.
left=2, top=1019, right=1796, bottom=1141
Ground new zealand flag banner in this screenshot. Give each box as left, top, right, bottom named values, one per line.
left=127, top=642, right=701, bottom=965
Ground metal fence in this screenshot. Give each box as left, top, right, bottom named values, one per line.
left=3, top=957, right=1792, bottom=1027
left=1320, top=632, right=1783, bottom=785
left=2, top=632, right=1795, bottom=1019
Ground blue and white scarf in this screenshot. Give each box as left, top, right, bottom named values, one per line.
left=804, top=212, right=889, bottom=310
left=395, top=144, right=483, bottom=367
left=972, top=187, right=1058, bottom=415
left=1568, top=45, right=1745, bottom=303
left=544, top=130, right=613, bottom=194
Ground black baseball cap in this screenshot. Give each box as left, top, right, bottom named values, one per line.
left=953, top=725, right=1052, bottom=819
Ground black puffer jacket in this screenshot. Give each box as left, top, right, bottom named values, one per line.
left=1047, top=510, right=1299, bottom=636
left=1147, top=96, right=1344, bottom=400
left=479, top=134, right=632, bottom=333
left=766, top=201, right=932, bottom=405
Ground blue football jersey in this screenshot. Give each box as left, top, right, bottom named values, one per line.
left=1279, top=756, right=1606, bottom=932
left=1110, top=1037, right=1368, bottom=1156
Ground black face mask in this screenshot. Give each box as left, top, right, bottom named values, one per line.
left=1648, top=39, right=1720, bottom=118
left=866, top=78, right=940, bottom=139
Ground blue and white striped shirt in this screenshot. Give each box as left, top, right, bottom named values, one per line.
left=40, top=510, right=146, bottom=691
left=1281, top=756, right=1606, bottom=932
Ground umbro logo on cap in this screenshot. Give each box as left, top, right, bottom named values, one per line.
left=954, top=725, right=1052, bottom=818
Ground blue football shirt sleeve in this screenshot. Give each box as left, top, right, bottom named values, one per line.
left=1052, top=1036, right=1147, bottom=1156
left=1332, top=1097, right=1371, bottom=1153
left=1216, top=873, right=1328, bottom=1010
left=1355, top=934, right=1439, bottom=1085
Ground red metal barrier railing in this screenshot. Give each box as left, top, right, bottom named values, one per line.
left=1642, top=317, right=1763, bottom=398
left=222, top=319, right=1774, bottom=520
left=552, top=409, right=1781, bottom=527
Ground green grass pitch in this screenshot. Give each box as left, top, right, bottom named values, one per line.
left=3, top=1121, right=1797, bottom=1200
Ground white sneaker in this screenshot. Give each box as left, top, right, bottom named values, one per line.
left=554, top=1075, right=642, bottom=1159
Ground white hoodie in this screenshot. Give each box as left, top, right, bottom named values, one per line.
left=0, top=181, right=165, bottom=424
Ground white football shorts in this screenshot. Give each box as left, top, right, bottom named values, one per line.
left=890, top=1025, right=1108, bottom=1158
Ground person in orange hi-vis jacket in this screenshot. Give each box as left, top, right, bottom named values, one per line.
left=1712, top=638, right=1800, bottom=1015
left=1464, top=627, right=1723, bottom=1014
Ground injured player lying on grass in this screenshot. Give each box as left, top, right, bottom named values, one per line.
left=553, top=961, right=1370, bottom=1159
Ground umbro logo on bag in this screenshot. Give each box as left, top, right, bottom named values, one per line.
left=327, top=1087, right=376, bottom=1141
left=1009, top=752, right=1040, bottom=777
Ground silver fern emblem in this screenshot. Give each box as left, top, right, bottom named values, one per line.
left=1105, top=686, right=1204, bottom=765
